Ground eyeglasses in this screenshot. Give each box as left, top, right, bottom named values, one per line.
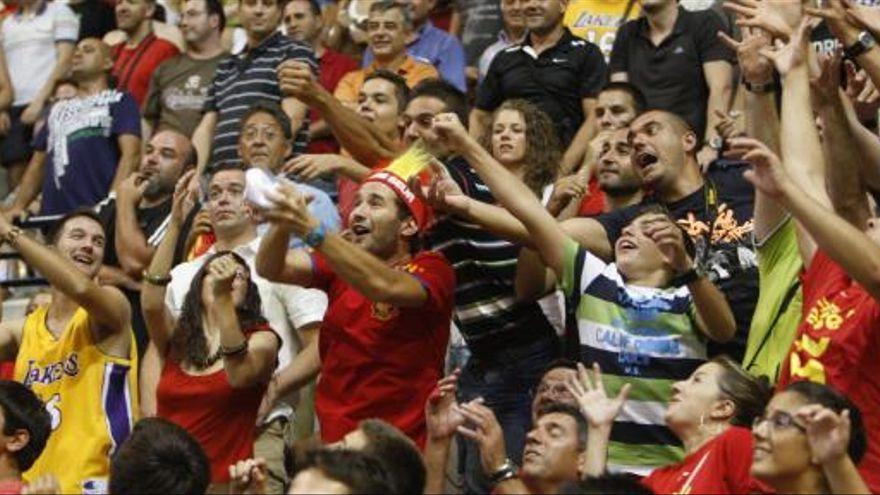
left=531, top=382, right=572, bottom=399
left=752, top=411, right=807, bottom=434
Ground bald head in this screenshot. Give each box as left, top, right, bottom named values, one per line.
left=141, top=130, right=195, bottom=201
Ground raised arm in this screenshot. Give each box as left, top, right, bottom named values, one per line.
left=7, top=151, right=47, bottom=217
left=191, top=111, right=218, bottom=176
left=260, top=184, right=429, bottom=307
left=204, top=255, right=279, bottom=389
left=812, top=53, right=872, bottom=228
left=741, top=130, right=880, bottom=300
left=429, top=113, right=570, bottom=277
left=254, top=224, right=314, bottom=287
left=115, top=174, right=157, bottom=277
left=0, top=215, right=130, bottom=339
left=760, top=19, right=832, bottom=263
left=277, top=60, right=400, bottom=166
left=141, top=171, right=195, bottom=354
left=112, top=134, right=141, bottom=192
left=565, top=363, right=630, bottom=478
left=423, top=372, right=465, bottom=495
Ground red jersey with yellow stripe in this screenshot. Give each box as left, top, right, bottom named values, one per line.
left=778, top=250, right=880, bottom=493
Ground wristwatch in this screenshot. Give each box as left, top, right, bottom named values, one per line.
left=708, top=136, right=725, bottom=152
left=303, top=222, right=327, bottom=248
left=670, top=265, right=707, bottom=287
left=845, top=30, right=877, bottom=60
left=488, top=459, right=518, bottom=486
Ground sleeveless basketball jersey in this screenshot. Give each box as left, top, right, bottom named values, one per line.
left=13, top=306, right=138, bottom=494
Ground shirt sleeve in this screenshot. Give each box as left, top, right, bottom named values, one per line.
left=609, top=21, right=633, bottom=74
left=285, top=42, right=319, bottom=73
left=474, top=53, right=504, bottom=111
left=438, top=37, right=467, bottom=92
left=308, top=251, right=336, bottom=293
left=111, top=91, right=142, bottom=137
left=559, top=237, right=607, bottom=299
left=278, top=285, right=328, bottom=330
left=695, top=10, right=735, bottom=64
left=333, top=72, right=359, bottom=105
left=142, top=63, right=163, bottom=120
left=203, top=66, right=220, bottom=113
left=52, top=3, right=80, bottom=43
left=579, top=43, right=608, bottom=98
left=408, top=252, right=455, bottom=315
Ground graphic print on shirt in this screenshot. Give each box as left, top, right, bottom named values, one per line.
left=46, top=90, right=124, bottom=186
left=789, top=297, right=854, bottom=384
left=676, top=202, right=756, bottom=284
left=164, top=75, right=209, bottom=111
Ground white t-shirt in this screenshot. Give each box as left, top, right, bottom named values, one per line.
left=1, top=1, right=79, bottom=106
left=165, top=236, right=327, bottom=373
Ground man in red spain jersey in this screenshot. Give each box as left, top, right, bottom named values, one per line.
left=256, top=147, right=455, bottom=447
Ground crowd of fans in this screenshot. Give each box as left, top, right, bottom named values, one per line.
left=0, top=0, right=876, bottom=493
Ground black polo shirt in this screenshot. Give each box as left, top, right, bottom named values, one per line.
left=475, top=28, right=607, bottom=145
left=610, top=7, right=733, bottom=141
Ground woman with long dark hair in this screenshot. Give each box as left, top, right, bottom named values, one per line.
left=141, top=180, right=280, bottom=490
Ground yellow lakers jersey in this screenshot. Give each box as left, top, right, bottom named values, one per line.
left=564, top=0, right=641, bottom=59
left=14, top=306, right=138, bottom=494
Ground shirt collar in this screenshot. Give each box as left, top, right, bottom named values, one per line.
left=206, top=235, right=262, bottom=258
left=411, top=20, right=433, bottom=43
left=521, top=26, right=575, bottom=49
left=238, top=30, right=282, bottom=57
left=368, top=54, right=419, bottom=76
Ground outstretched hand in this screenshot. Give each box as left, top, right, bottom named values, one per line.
left=723, top=0, right=802, bottom=40
left=455, top=399, right=508, bottom=476
left=262, top=182, right=319, bottom=238
left=728, top=137, right=791, bottom=199
left=759, top=17, right=814, bottom=77
left=425, top=369, right=468, bottom=441
left=410, top=159, right=470, bottom=217
left=565, top=362, right=630, bottom=431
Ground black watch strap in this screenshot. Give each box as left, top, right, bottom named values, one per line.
left=670, top=268, right=702, bottom=287
left=845, top=31, right=876, bottom=60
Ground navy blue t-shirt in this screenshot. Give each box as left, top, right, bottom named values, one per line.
left=34, top=89, right=141, bottom=215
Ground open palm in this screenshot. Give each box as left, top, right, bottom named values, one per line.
left=565, top=363, right=630, bottom=429
left=425, top=372, right=466, bottom=440
left=798, top=405, right=852, bottom=465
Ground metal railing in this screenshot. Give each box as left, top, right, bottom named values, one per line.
left=0, top=214, right=64, bottom=289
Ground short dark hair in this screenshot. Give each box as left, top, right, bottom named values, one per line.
left=203, top=0, right=227, bottom=31
left=240, top=100, right=293, bottom=142
left=600, top=82, right=647, bottom=115
left=783, top=381, right=867, bottom=464
left=289, top=0, right=321, bottom=16
left=559, top=473, right=655, bottom=495
left=201, top=162, right=248, bottom=203
left=363, top=69, right=410, bottom=114
left=359, top=419, right=426, bottom=494
left=410, top=78, right=468, bottom=128
left=0, top=381, right=50, bottom=471
left=541, top=358, right=578, bottom=379
left=109, top=418, right=210, bottom=495
left=535, top=402, right=588, bottom=451
left=50, top=208, right=107, bottom=247
left=299, top=448, right=394, bottom=494
left=368, top=0, right=411, bottom=28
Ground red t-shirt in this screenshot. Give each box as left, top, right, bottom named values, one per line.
left=308, top=49, right=358, bottom=155
left=310, top=250, right=455, bottom=448
left=777, top=250, right=880, bottom=492
left=643, top=426, right=772, bottom=495
left=577, top=177, right=606, bottom=217
left=112, top=33, right=180, bottom=107
left=156, top=324, right=279, bottom=483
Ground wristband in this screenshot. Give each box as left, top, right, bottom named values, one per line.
left=845, top=31, right=877, bottom=60
left=303, top=222, right=327, bottom=248
left=488, top=459, right=518, bottom=486
left=142, top=270, right=172, bottom=286
left=220, top=339, right=249, bottom=358
left=742, top=79, right=776, bottom=93
left=670, top=267, right=702, bottom=287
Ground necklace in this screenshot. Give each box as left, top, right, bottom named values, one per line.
left=192, top=347, right=223, bottom=369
